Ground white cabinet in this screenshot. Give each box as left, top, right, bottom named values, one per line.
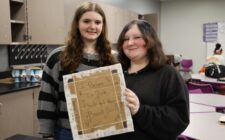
left=0, top=89, right=34, bottom=139
left=0, top=0, right=11, bottom=44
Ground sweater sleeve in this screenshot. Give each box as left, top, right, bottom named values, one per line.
left=133, top=67, right=189, bottom=139
left=37, top=50, right=61, bottom=136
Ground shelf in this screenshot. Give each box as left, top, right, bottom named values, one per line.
left=10, top=42, right=27, bottom=45
left=11, top=23, right=26, bottom=43
left=10, top=0, right=25, bottom=21
left=10, top=0, right=24, bottom=4
left=10, top=20, right=25, bottom=24
left=10, top=0, right=26, bottom=43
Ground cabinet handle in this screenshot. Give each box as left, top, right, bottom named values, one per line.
left=24, top=35, right=29, bottom=41
left=29, top=35, right=32, bottom=41
left=23, top=35, right=32, bottom=41
left=0, top=103, right=2, bottom=115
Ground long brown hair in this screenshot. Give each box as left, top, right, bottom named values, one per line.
left=60, top=2, right=116, bottom=72
left=117, top=20, right=167, bottom=70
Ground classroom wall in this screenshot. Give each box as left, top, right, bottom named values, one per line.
left=95, top=0, right=160, bottom=14
left=160, top=0, right=225, bottom=73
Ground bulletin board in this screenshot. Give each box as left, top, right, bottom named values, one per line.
left=63, top=64, right=134, bottom=140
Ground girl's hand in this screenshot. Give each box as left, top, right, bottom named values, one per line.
left=124, top=88, right=140, bottom=115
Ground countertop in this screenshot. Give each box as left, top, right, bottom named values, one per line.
left=0, top=78, right=40, bottom=95
left=5, top=134, right=44, bottom=140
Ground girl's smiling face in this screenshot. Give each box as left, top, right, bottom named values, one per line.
left=79, top=11, right=103, bottom=42
left=122, top=24, right=148, bottom=61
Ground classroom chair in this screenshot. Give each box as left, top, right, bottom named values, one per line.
left=177, top=135, right=196, bottom=140
left=188, top=88, right=202, bottom=93
left=177, top=135, right=188, bottom=140
left=180, top=59, right=193, bottom=72
left=179, top=59, right=193, bottom=81
left=187, top=81, right=214, bottom=93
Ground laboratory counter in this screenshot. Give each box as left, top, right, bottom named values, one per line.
left=0, top=78, right=40, bottom=95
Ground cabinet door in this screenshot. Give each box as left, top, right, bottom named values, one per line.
left=0, top=0, right=11, bottom=44
left=33, top=87, right=41, bottom=136
left=0, top=89, right=34, bottom=139
left=101, top=4, right=138, bottom=44
left=26, top=0, right=64, bottom=44
left=142, top=14, right=158, bottom=34
left=64, top=0, right=83, bottom=39
left=125, top=10, right=138, bottom=24
left=101, top=3, right=117, bottom=43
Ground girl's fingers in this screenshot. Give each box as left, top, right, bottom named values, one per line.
left=126, top=96, right=137, bottom=105
left=124, top=88, right=140, bottom=115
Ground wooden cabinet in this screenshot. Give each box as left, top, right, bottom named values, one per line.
left=101, top=4, right=117, bottom=43
left=97, top=3, right=138, bottom=43
left=26, top=0, right=64, bottom=44
left=33, top=87, right=40, bottom=136
left=64, top=1, right=138, bottom=44
left=64, top=0, right=83, bottom=38
left=0, top=89, right=34, bottom=139
left=100, top=3, right=138, bottom=43
left=0, top=0, right=64, bottom=45
left=0, top=0, right=11, bottom=44
left=141, top=13, right=158, bottom=34
left=0, top=86, right=41, bottom=139
left=10, top=0, right=27, bottom=44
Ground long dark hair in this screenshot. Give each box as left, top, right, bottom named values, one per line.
left=117, top=20, right=167, bottom=70
left=60, top=2, right=116, bottom=72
